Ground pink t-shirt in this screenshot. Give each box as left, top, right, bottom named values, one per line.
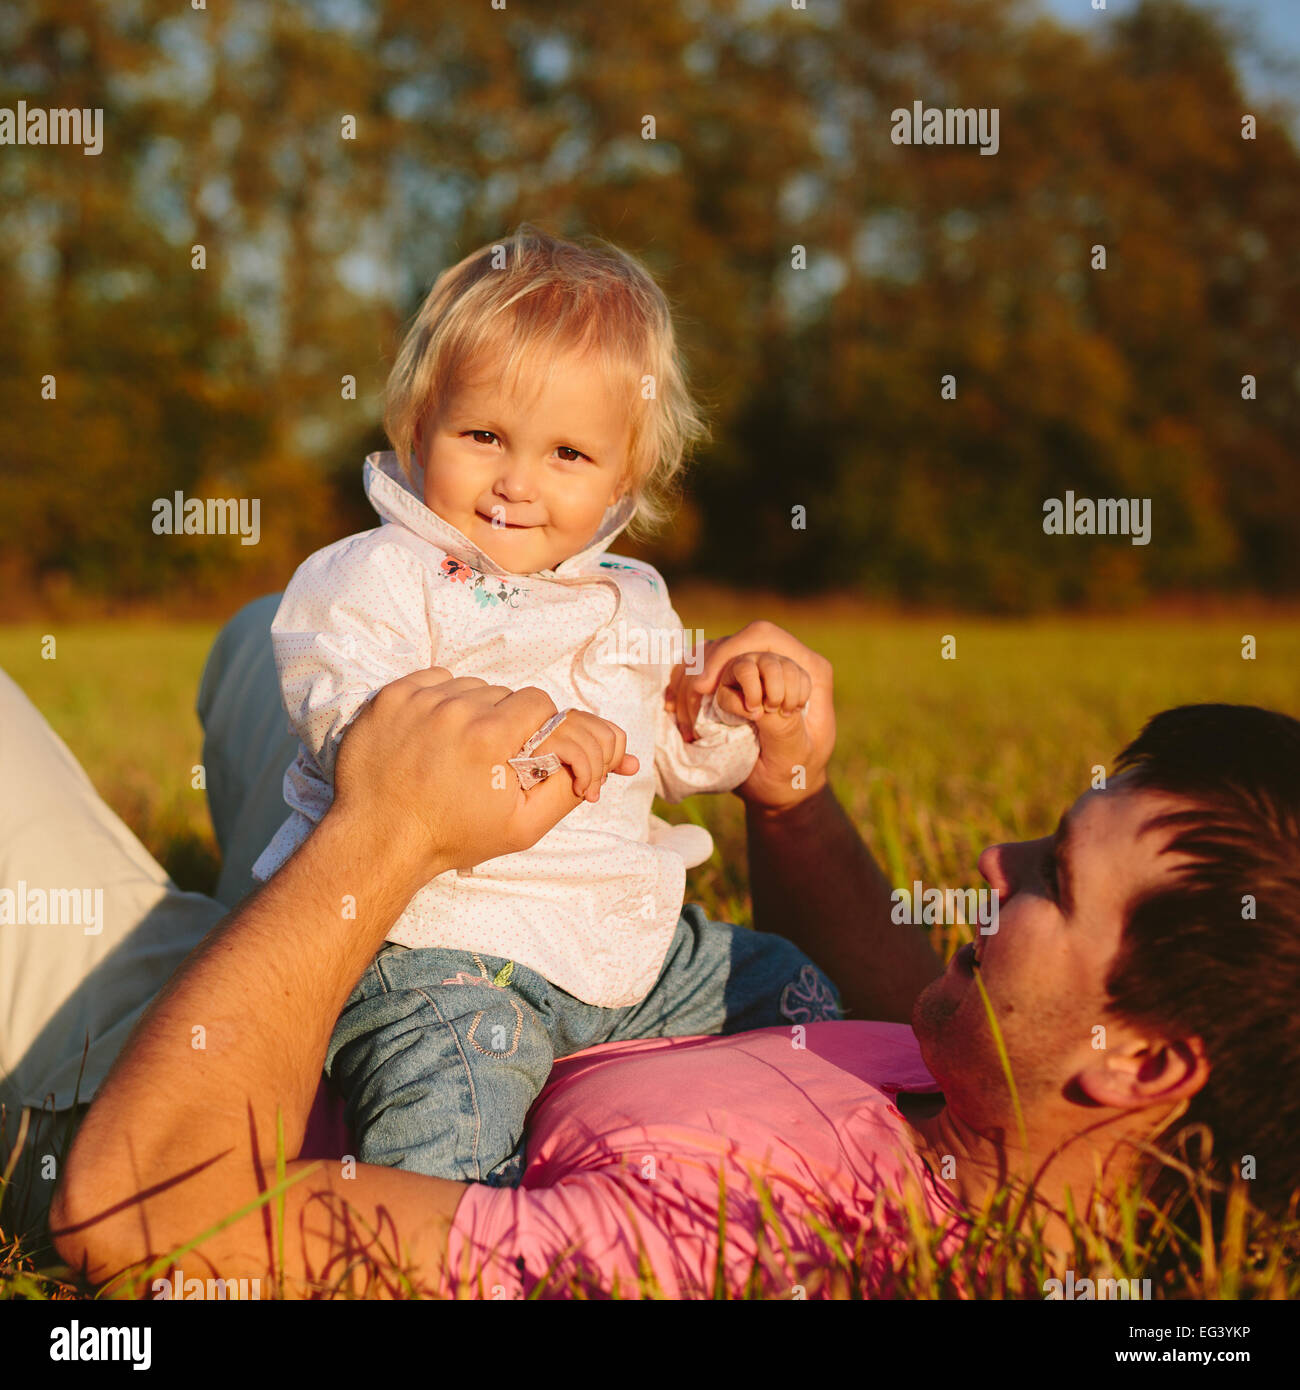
left=304, top=1021, right=967, bottom=1298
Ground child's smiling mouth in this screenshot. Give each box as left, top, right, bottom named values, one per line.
left=476, top=511, right=538, bottom=531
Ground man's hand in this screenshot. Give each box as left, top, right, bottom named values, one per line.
left=333, top=668, right=616, bottom=885
left=665, top=621, right=835, bottom=813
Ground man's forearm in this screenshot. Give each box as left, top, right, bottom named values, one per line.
left=51, top=810, right=466, bottom=1295
left=52, top=669, right=590, bottom=1296
left=745, top=785, right=942, bottom=1023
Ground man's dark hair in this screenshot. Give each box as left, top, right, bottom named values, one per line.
left=1106, top=703, right=1300, bottom=1218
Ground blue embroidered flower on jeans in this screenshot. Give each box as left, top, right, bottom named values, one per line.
left=779, top=964, right=840, bottom=1023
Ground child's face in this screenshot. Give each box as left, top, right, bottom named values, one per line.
left=417, top=345, right=632, bottom=574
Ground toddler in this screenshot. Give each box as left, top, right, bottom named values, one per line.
left=254, top=226, right=841, bottom=1185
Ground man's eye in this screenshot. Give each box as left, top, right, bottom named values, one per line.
left=1042, top=846, right=1059, bottom=898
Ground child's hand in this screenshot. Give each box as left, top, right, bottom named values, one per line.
left=536, top=710, right=639, bottom=802
left=712, top=652, right=812, bottom=734
left=665, top=621, right=834, bottom=812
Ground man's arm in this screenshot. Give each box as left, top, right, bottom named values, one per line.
left=679, top=621, right=942, bottom=1023
left=745, top=787, right=940, bottom=1023
left=51, top=671, right=600, bottom=1297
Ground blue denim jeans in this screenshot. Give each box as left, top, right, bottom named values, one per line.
left=325, top=904, right=841, bottom=1185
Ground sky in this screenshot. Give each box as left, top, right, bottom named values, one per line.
left=1038, top=0, right=1300, bottom=120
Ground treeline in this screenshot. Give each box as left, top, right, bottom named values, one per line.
left=0, top=0, right=1296, bottom=612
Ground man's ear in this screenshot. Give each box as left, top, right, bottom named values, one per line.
left=1076, top=1034, right=1210, bottom=1111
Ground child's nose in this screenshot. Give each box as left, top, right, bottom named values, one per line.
left=493, top=460, right=536, bottom=501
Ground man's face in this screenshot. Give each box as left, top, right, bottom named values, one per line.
left=418, top=344, right=632, bottom=575
left=912, top=779, right=1192, bottom=1135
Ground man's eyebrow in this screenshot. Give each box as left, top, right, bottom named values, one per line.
left=1051, top=811, right=1076, bottom=915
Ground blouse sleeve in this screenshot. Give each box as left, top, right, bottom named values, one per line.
left=650, top=595, right=758, bottom=803
left=271, top=535, right=437, bottom=782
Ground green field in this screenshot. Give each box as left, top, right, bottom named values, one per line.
left=2, top=604, right=1295, bottom=965
left=3, top=605, right=1298, bottom=1298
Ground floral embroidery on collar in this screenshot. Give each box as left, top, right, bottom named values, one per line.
left=439, top=556, right=524, bottom=608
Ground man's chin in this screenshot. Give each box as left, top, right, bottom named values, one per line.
left=913, top=972, right=1031, bottom=1122
left=911, top=971, right=979, bottom=1083
left=912, top=975, right=958, bottom=1042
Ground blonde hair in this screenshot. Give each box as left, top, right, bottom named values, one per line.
left=384, top=224, right=710, bottom=533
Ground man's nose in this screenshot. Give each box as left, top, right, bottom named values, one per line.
left=978, top=842, right=1015, bottom=895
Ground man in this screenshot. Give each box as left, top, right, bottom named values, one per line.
left=11, top=616, right=1297, bottom=1295
left=910, top=704, right=1300, bottom=1250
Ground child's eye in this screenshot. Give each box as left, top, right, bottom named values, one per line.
left=556, top=446, right=589, bottom=462
left=468, top=430, right=498, bottom=445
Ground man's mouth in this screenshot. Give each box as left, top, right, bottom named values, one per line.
left=955, top=941, right=981, bottom=973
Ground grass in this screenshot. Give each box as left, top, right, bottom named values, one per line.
left=2, top=600, right=1299, bottom=1298
left=0, top=623, right=224, bottom=896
